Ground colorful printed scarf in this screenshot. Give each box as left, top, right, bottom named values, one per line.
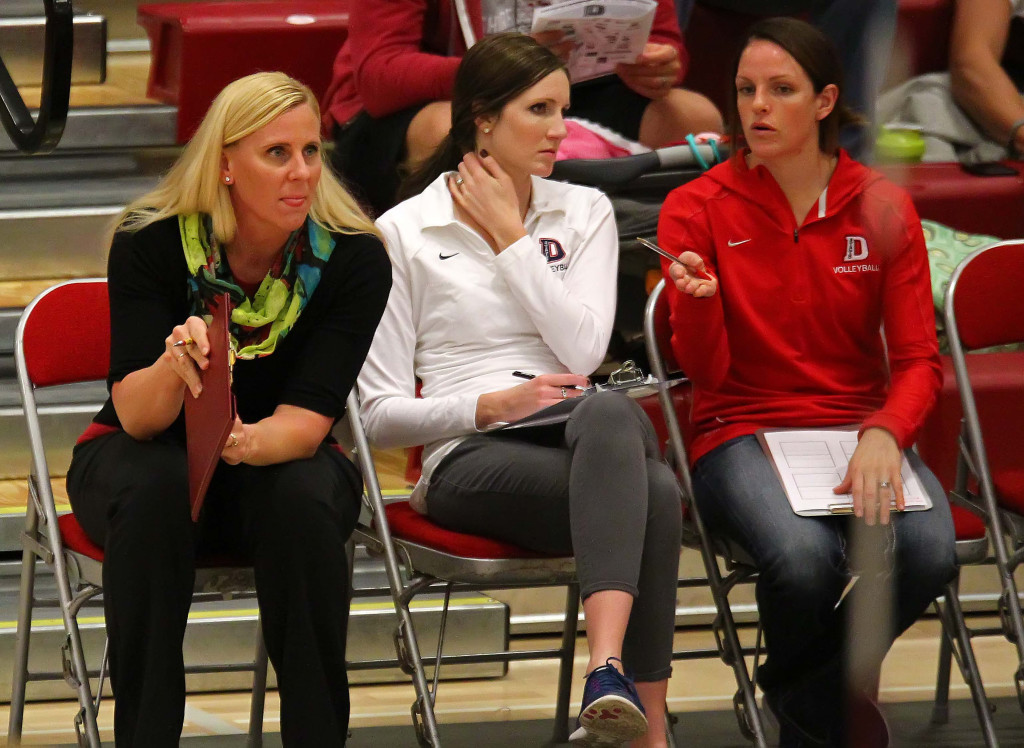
left=179, top=213, right=335, bottom=359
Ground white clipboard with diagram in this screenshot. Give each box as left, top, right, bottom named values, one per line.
left=756, top=427, right=933, bottom=517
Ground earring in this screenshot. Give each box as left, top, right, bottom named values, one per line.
left=224, top=176, right=232, bottom=184
left=482, top=127, right=491, bottom=135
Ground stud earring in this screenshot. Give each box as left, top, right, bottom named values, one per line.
left=482, top=127, right=491, bottom=135
left=224, top=176, right=232, bottom=184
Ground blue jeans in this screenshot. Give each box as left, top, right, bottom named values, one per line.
left=692, top=435, right=955, bottom=717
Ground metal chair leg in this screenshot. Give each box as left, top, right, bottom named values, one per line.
left=931, top=594, right=954, bottom=725
left=704, top=555, right=766, bottom=747
left=553, top=584, right=580, bottom=743
left=944, top=577, right=1000, bottom=747
left=7, top=501, right=40, bottom=746
left=347, top=390, right=442, bottom=746
left=247, top=616, right=268, bottom=748
left=53, top=564, right=99, bottom=743
left=94, top=638, right=109, bottom=713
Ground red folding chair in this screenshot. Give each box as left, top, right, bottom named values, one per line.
left=944, top=239, right=1024, bottom=714
left=641, top=278, right=767, bottom=747
left=7, top=279, right=269, bottom=747
left=345, top=387, right=580, bottom=747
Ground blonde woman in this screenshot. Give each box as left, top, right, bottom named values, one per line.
left=66, top=72, right=390, bottom=746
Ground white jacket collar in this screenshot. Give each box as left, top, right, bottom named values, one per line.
left=418, top=172, right=568, bottom=230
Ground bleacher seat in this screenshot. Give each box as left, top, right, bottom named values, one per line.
left=138, top=1, right=350, bottom=142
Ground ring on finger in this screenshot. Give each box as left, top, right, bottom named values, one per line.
left=177, top=351, right=186, bottom=359
left=560, top=387, right=567, bottom=399
left=878, top=480, right=892, bottom=489
left=229, top=432, right=239, bottom=448
left=455, top=176, right=465, bottom=186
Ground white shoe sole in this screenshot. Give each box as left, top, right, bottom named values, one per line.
left=569, top=694, right=648, bottom=745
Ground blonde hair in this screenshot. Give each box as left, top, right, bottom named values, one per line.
left=117, top=71, right=379, bottom=241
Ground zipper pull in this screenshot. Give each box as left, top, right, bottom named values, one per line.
left=793, top=228, right=799, bottom=243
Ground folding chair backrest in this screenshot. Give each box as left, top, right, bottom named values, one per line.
left=642, top=279, right=698, bottom=495
left=645, top=278, right=680, bottom=375
left=943, top=242, right=1024, bottom=518
left=945, top=240, right=1024, bottom=352
left=17, top=279, right=110, bottom=389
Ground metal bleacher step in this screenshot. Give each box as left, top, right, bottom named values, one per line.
left=0, top=554, right=509, bottom=702
left=0, top=0, right=106, bottom=87
left=0, top=379, right=106, bottom=484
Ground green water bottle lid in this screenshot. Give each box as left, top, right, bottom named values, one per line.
left=876, top=126, right=926, bottom=163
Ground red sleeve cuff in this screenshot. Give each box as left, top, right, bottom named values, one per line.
left=859, top=414, right=911, bottom=449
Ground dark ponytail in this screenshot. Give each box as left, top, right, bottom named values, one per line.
left=399, top=32, right=566, bottom=200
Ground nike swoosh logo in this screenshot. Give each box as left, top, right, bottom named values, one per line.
left=439, top=252, right=459, bottom=260
left=727, top=239, right=751, bottom=246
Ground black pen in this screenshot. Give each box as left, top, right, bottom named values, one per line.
left=512, top=371, right=586, bottom=390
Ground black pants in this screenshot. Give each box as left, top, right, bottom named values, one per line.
left=66, top=430, right=362, bottom=747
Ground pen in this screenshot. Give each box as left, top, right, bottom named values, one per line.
left=636, top=237, right=715, bottom=282
left=512, top=371, right=585, bottom=390
left=172, top=337, right=194, bottom=348
left=827, top=503, right=904, bottom=515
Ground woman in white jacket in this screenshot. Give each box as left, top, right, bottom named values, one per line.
left=357, top=33, right=682, bottom=748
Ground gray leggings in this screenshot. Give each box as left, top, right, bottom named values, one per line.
left=426, top=391, right=683, bottom=681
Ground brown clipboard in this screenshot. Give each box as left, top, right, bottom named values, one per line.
left=184, top=293, right=236, bottom=522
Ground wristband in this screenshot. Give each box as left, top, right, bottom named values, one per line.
left=1008, top=117, right=1024, bottom=160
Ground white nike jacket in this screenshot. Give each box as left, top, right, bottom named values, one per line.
left=356, top=173, right=618, bottom=510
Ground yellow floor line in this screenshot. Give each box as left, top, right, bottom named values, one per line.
left=0, top=597, right=501, bottom=630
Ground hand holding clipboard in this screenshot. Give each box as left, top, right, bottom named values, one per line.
left=183, top=293, right=237, bottom=521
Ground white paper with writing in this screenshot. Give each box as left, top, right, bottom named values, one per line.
left=531, top=0, right=657, bottom=83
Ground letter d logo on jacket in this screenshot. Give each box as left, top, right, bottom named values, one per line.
left=540, top=238, right=566, bottom=263
left=843, top=236, right=868, bottom=262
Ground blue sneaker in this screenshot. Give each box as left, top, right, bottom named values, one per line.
left=568, top=657, right=648, bottom=745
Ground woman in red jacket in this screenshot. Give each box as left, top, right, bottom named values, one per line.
left=322, top=0, right=722, bottom=215
left=659, top=18, right=955, bottom=747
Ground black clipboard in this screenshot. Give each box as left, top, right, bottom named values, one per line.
left=183, top=293, right=236, bottom=521
left=494, top=375, right=685, bottom=431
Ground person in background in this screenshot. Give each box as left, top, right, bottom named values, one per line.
left=357, top=33, right=683, bottom=747
left=659, top=18, right=955, bottom=746
left=323, top=0, right=723, bottom=215
left=950, top=0, right=1024, bottom=159
left=65, top=72, right=391, bottom=746
left=678, top=0, right=896, bottom=161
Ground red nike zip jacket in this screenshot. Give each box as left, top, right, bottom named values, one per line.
left=658, top=149, right=941, bottom=466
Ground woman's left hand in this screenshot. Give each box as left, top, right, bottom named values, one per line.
left=616, top=43, right=681, bottom=100
left=834, top=427, right=905, bottom=525
left=449, top=152, right=527, bottom=253
left=221, top=416, right=252, bottom=465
